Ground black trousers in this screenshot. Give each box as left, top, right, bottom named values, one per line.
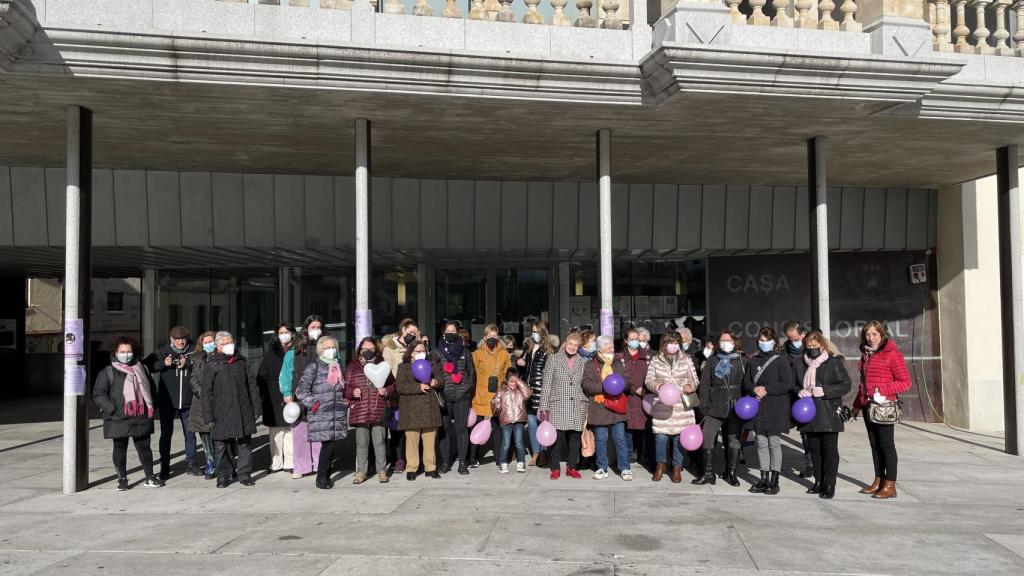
left=549, top=429, right=582, bottom=472
left=863, top=407, right=898, bottom=480
left=112, top=435, right=154, bottom=479
left=214, top=436, right=252, bottom=481
left=470, top=415, right=503, bottom=464
left=440, top=398, right=470, bottom=466
left=805, top=432, right=840, bottom=483
left=318, top=440, right=336, bottom=479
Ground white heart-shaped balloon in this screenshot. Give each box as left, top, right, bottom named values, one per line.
left=364, top=362, right=391, bottom=389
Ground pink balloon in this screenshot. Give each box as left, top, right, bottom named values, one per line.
left=679, top=424, right=704, bottom=451
left=659, top=384, right=681, bottom=406
left=536, top=420, right=557, bottom=447
left=467, top=408, right=478, bottom=428
left=642, top=394, right=656, bottom=415
left=469, top=419, right=492, bottom=445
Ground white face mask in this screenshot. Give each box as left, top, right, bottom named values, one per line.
left=720, top=342, right=735, bottom=354
left=703, top=348, right=713, bottom=358
left=307, top=329, right=322, bottom=341
left=116, top=352, right=133, bottom=364
left=413, top=352, right=427, bottom=361
left=222, top=343, right=236, bottom=356
left=639, top=342, right=649, bottom=349
left=278, top=332, right=292, bottom=345
left=531, top=332, right=541, bottom=343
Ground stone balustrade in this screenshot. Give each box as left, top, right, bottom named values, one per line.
left=928, top=0, right=1024, bottom=56
left=729, top=0, right=862, bottom=30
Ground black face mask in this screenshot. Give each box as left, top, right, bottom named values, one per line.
left=806, top=348, right=823, bottom=359
left=443, top=333, right=458, bottom=344
left=506, top=347, right=515, bottom=355
left=403, top=333, right=416, bottom=345
left=360, top=350, right=376, bottom=361
left=485, top=337, right=499, bottom=348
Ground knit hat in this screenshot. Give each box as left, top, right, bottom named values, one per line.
left=169, top=325, right=190, bottom=339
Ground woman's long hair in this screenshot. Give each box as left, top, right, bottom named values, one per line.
left=294, top=314, right=324, bottom=356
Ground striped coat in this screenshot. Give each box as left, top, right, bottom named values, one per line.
left=539, top=351, right=588, bottom=432
left=644, top=353, right=699, bottom=436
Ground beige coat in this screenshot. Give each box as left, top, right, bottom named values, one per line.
left=644, top=353, right=699, bottom=435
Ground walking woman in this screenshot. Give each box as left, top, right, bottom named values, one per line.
left=797, top=330, right=853, bottom=499
left=581, top=335, right=631, bottom=480
left=258, top=322, right=296, bottom=474
left=396, top=338, right=443, bottom=480
left=694, top=330, right=748, bottom=487
left=93, top=336, right=161, bottom=490
left=522, top=320, right=554, bottom=467
left=619, top=327, right=650, bottom=466
left=283, top=315, right=324, bottom=479
left=188, top=331, right=217, bottom=479
left=539, top=331, right=588, bottom=480
left=434, top=321, right=475, bottom=475
left=345, top=336, right=396, bottom=484
left=855, top=321, right=912, bottom=499
left=744, top=327, right=797, bottom=495
left=645, top=333, right=699, bottom=483
left=296, top=335, right=349, bottom=490
left=470, top=324, right=511, bottom=467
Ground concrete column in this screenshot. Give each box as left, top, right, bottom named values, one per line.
left=597, top=129, right=614, bottom=339
left=63, top=105, right=92, bottom=495
left=807, top=137, right=830, bottom=338
left=141, top=269, right=156, bottom=356
left=997, top=144, right=1023, bottom=454
left=858, top=0, right=933, bottom=55
left=354, top=118, right=372, bottom=348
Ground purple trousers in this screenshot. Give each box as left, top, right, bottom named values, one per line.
left=292, top=420, right=321, bottom=476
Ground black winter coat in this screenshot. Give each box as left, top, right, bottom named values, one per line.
left=698, top=354, right=749, bottom=419
left=525, top=345, right=549, bottom=412
left=202, top=353, right=261, bottom=441
left=257, top=343, right=290, bottom=428
left=683, top=340, right=704, bottom=374
left=432, top=346, right=475, bottom=403
left=743, top=352, right=797, bottom=435
left=92, top=362, right=157, bottom=440
left=188, top=351, right=214, bottom=434
left=145, top=344, right=194, bottom=411
left=295, top=359, right=349, bottom=443
left=795, top=355, right=853, bottom=434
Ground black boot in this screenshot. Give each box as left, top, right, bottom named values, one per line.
left=723, top=448, right=740, bottom=487
left=748, top=471, right=769, bottom=493
left=807, top=479, right=820, bottom=494
left=764, top=471, right=780, bottom=495
left=819, top=474, right=835, bottom=499
left=186, top=460, right=203, bottom=477
left=691, top=449, right=716, bottom=485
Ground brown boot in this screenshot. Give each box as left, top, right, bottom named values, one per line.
left=529, top=454, right=539, bottom=467
left=352, top=473, right=367, bottom=485
left=670, top=466, right=682, bottom=484
left=860, top=476, right=882, bottom=494
left=536, top=452, right=549, bottom=468
left=872, top=480, right=897, bottom=499
left=652, top=463, right=666, bottom=482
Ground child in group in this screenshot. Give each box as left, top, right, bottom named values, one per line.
left=491, top=368, right=532, bottom=474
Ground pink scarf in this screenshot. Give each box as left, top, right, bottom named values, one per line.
left=327, top=361, right=342, bottom=386
left=802, top=352, right=829, bottom=391
left=112, top=362, right=154, bottom=418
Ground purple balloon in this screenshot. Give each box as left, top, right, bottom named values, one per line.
left=792, top=396, right=817, bottom=424
left=735, top=396, right=759, bottom=420
left=642, top=394, right=656, bottom=415
left=603, top=373, right=626, bottom=396
left=411, top=359, right=433, bottom=383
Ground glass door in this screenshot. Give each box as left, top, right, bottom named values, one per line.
left=496, top=267, right=551, bottom=345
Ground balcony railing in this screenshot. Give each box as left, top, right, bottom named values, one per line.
left=729, top=0, right=862, bottom=30
left=927, top=0, right=1024, bottom=56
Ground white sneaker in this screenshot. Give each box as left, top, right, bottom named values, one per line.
left=500, top=463, right=509, bottom=474
left=516, top=462, right=526, bottom=473
left=593, top=469, right=608, bottom=480
left=621, top=470, right=633, bottom=481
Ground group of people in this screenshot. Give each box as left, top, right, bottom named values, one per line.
left=93, top=313, right=912, bottom=500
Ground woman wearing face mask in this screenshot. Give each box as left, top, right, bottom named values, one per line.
left=581, top=335, right=631, bottom=480
left=782, top=320, right=814, bottom=480
left=434, top=322, right=476, bottom=475
left=743, top=327, right=796, bottom=495
left=188, top=331, right=218, bottom=479
left=383, top=318, right=420, bottom=378
left=539, top=331, right=588, bottom=480
left=855, top=321, right=911, bottom=500
left=470, top=324, right=511, bottom=468
left=295, top=336, right=348, bottom=490
left=636, top=328, right=651, bottom=352
left=522, top=321, right=554, bottom=467
left=619, top=328, right=650, bottom=467
left=282, top=315, right=325, bottom=480
left=345, top=337, right=396, bottom=484
left=94, top=336, right=161, bottom=490
left=796, top=330, right=852, bottom=499
left=694, top=330, right=748, bottom=486
left=645, top=333, right=699, bottom=483
left=257, top=322, right=297, bottom=474
left=578, top=330, right=598, bottom=360
left=699, top=341, right=716, bottom=377
left=396, top=338, right=443, bottom=480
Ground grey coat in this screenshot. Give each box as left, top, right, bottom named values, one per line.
left=539, top=351, right=588, bottom=432
left=295, top=359, right=349, bottom=443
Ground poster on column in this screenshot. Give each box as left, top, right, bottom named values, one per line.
left=65, top=364, right=86, bottom=396
left=64, top=319, right=83, bottom=360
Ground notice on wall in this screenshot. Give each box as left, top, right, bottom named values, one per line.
left=64, top=364, right=87, bottom=396
left=64, top=319, right=83, bottom=360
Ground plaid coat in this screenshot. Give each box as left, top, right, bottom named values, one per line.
left=539, top=351, right=588, bottom=432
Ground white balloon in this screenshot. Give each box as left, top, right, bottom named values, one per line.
left=364, top=362, right=391, bottom=389
left=283, top=402, right=301, bottom=425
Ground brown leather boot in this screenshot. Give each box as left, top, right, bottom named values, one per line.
left=652, top=463, right=666, bottom=482
left=860, top=476, right=882, bottom=494
left=872, top=480, right=897, bottom=499
left=670, top=466, right=682, bottom=484
left=529, top=454, right=539, bottom=467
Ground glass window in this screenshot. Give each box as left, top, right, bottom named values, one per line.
left=434, top=268, right=485, bottom=341
left=496, top=267, right=551, bottom=345
left=372, top=267, right=418, bottom=338
left=106, top=291, right=124, bottom=313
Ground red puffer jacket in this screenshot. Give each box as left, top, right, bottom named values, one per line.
left=344, top=359, right=396, bottom=426
left=855, top=340, right=911, bottom=410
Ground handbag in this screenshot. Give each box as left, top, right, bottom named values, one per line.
left=604, top=393, right=628, bottom=414
left=869, top=399, right=902, bottom=425
left=581, top=415, right=595, bottom=457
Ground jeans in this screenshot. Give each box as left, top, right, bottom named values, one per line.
left=549, top=429, right=581, bottom=471
left=806, top=432, right=840, bottom=483
left=863, top=407, right=899, bottom=480
left=355, top=425, right=388, bottom=475
left=756, top=433, right=783, bottom=472
left=527, top=412, right=544, bottom=455
left=440, top=398, right=470, bottom=466
left=214, top=436, right=252, bottom=482
left=159, top=407, right=197, bottom=471
left=501, top=423, right=526, bottom=464
left=112, top=435, right=154, bottom=479
left=593, top=422, right=630, bottom=473
left=654, top=433, right=684, bottom=467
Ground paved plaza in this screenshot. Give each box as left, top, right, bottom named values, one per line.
left=1, top=398, right=1022, bottom=576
